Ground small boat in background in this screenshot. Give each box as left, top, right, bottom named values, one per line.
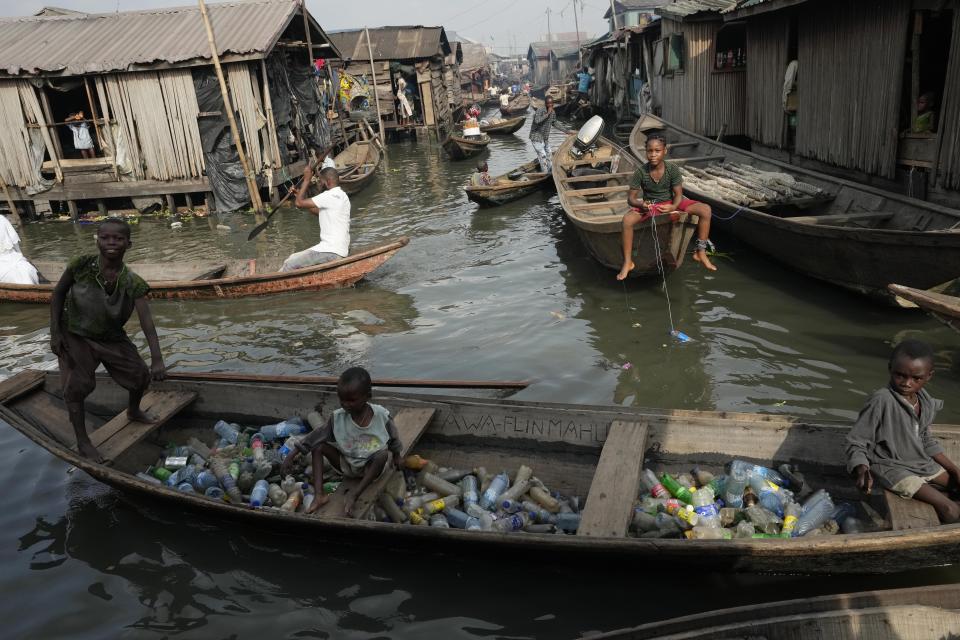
left=3, top=239, right=410, bottom=303
left=442, top=133, right=491, bottom=160
left=555, top=119, right=696, bottom=277
left=465, top=160, right=553, bottom=207
left=479, top=115, right=525, bottom=135
left=334, top=130, right=382, bottom=196
left=500, top=94, right=530, bottom=117
left=889, top=284, right=960, bottom=333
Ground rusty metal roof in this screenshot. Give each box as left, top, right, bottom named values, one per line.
left=657, top=0, right=739, bottom=19
left=459, top=43, right=489, bottom=74
left=328, top=26, right=452, bottom=62
left=0, top=0, right=339, bottom=77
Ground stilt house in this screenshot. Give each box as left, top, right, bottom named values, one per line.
left=527, top=42, right=554, bottom=86
left=328, top=26, right=455, bottom=138
left=0, top=0, right=340, bottom=217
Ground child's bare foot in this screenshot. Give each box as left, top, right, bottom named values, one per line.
left=344, top=494, right=357, bottom=518
left=127, top=407, right=155, bottom=423
left=78, top=440, right=105, bottom=463
left=616, top=261, right=635, bottom=281
left=693, top=250, right=717, bottom=271
left=307, top=493, right=329, bottom=514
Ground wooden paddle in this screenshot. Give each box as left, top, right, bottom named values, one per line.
left=246, top=175, right=305, bottom=241
left=168, top=371, right=530, bottom=390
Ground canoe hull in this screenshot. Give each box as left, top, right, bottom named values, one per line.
left=5, top=370, right=960, bottom=575
left=466, top=178, right=553, bottom=207
left=442, top=134, right=490, bottom=160
left=479, top=116, right=525, bottom=135
left=889, top=284, right=960, bottom=333
left=0, top=238, right=409, bottom=303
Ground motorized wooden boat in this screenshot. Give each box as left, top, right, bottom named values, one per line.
left=333, top=135, right=382, bottom=196
left=889, top=284, right=960, bottom=333
left=629, top=115, right=960, bottom=299
left=442, top=133, right=491, bottom=160
left=479, top=115, right=525, bottom=135
left=2, top=238, right=409, bottom=303
left=554, top=132, right=697, bottom=276
left=592, top=584, right=960, bottom=639
left=4, top=369, right=960, bottom=574
left=464, top=160, right=554, bottom=207
left=500, top=94, right=530, bottom=117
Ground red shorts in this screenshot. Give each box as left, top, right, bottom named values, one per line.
left=630, top=198, right=699, bottom=223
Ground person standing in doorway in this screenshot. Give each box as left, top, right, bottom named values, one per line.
left=396, top=76, right=414, bottom=126
left=66, top=112, right=96, bottom=159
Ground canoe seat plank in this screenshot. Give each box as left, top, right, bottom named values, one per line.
left=672, top=155, right=726, bottom=165
left=0, top=370, right=45, bottom=404
left=9, top=389, right=105, bottom=448
left=312, top=407, right=436, bottom=519
left=569, top=185, right=631, bottom=196
left=578, top=420, right=649, bottom=537
left=90, top=390, right=197, bottom=461
left=884, top=489, right=940, bottom=530
left=560, top=172, right=634, bottom=184
left=787, top=212, right=894, bottom=226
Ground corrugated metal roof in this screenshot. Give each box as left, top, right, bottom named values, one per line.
left=328, top=26, right=451, bottom=62
left=657, top=0, right=739, bottom=19
left=459, top=43, right=489, bottom=74
left=550, top=43, right=581, bottom=59
left=527, top=41, right=581, bottom=60
left=724, top=0, right=809, bottom=17
left=604, top=0, right=670, bottom=19
left=0, top=0, right=338, bottom=77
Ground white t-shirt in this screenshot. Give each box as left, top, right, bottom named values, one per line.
left=321, top=156, right=336, bottom=170
left=308, top=186, right=350, bottom=257
left=500, top=94, right=510, bottom=107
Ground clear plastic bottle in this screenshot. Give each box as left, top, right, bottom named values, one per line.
left=793, top=493, right=835, bottom=537
left=194, top=470, right=219, bottom=491
left=654, top=511, right=682, bottom=533
left=688, top=526, right=731, bottom=540
left=781, top=501, right=801, bottom=537
left=677, top=473, right=696, bottom=489
left=500, top=498, right=524, bottom=513
left=465, top=503, right=495, bottom=530
left=403, top=492, right=439, bottom=512
left=659, top=473, right=693, bottom=504
left=444, top=506, right=481, bottom=530
left=801, top=489, right=830, bottom=515
left=213, top=420, right=240, bottom=444
left=480, top=471, right=510, bottom=510
left=555, top=512, right=581, bottom=533
left=204, top=486, right=225, bottom=500
left=281, top=475, right=299, bottom=495
left=691, top=487, right=720, bottom=527
left=748, top=475, right=787, bottom=517
left=280, top=489, right=302, bottom=512
left=460, top=475, right=479, bottom=510
left=730, top=459, right=787, bottom=487
left=641, top=469, right=669, bottom=498
left=493, top=512, right=530, bottom=532
left=632, top=509, right=659, bottom=533
left=268, top=483, right=287, bottom=507
left=187, top=437, right=212, bottom=459
left=209, top=458, right=243, bottom=503
left=429, top=513, right=450, bottom=528
left=238, top=471, right=255, bottom=493
left=177, top=482, right=195, bottom=493
left=166, top=464, right=197, bottom=487
left=377, top=493, right=407, bottom=523
left=691, top=467, right=715, bottom=487
left=529, top=486, right=560, bottom=513
left=251, top=434, right=266, bottom=463
left=522, top=500, right=555, bottom=524
left=423, top=495, right=460, bottom=515
left=250, top=479, right=269, bottom=507
left=259, top=418, right=306, bottom=441
left=437, top=468, right=470, bottom=482
left=707, top=475, right=727, bottom=498
left=744, top=505, right=783, bottom=535
left=421, top=473, right=460, bottom=497
left=734, top=521, right=756, bottom=538
left=724, top=466, right=749, bottom=509
left=278, top=436, right=302, bottom=460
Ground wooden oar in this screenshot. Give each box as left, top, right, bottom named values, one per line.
left=246, top=176, right=304, bottom=241
left=168, top=371, right=530, bottom=390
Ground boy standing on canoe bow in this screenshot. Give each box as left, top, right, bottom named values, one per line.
left=50, top=218, right=166, bottom=461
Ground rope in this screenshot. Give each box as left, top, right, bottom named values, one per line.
left=650, top=212, right=676, bottom=334
left=711, top=204, right=747, bottom=221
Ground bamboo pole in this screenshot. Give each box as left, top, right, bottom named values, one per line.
left=365, top=27, right=385, bottom=143
left=260, top=60, right=283, bottom=171
left=197, top=0, right=265, bottom=214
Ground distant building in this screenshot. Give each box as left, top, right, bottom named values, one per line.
left=528, top=40, right=582, bottom=86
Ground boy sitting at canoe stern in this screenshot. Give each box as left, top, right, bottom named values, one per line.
left=50, top=218, right=166, bottom=462
left=846, top=339, right=960, bottom=523
left=617, top=133, right=716, bottom=280
left=281, top=367, right=402, bottom=517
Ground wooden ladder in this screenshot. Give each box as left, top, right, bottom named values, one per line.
left=578, top=419, right=649, bottom=537
left=90, top=389, right=197, bottom=462
left=310, top=406, right=436, bottom=519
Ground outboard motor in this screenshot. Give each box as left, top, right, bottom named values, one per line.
left=570, top=115, right=604, bottom=159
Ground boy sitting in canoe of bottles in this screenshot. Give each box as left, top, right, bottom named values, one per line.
left=617, top=132, right=716, bottom=280
left=846, top=339, right=960, bottom=523
left=50, top=218, right=166, bottom=461
left=281, top=367, right=402, bottom=517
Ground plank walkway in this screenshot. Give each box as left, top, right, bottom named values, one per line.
left=312, top=407, right=436, bottom=519
left=578, top=420, right=649, bottom=537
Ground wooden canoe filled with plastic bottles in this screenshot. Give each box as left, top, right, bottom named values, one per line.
left=3, top=368, right=960, bottom=575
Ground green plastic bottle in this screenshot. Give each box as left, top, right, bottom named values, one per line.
left=660, top=473, right=693, bottom=504
left=151, top=467, right=172, bottom=482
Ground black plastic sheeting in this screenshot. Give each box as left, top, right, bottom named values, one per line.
left=192, top=67, right=250, bottom=213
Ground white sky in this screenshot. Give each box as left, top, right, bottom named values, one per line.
left=12, top=1, right=612, bottom=57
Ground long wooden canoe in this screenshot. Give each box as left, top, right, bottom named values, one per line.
left=592, top=584, right=960, bottom=639
left=889, top=284, right=960, bottom=333
left=5, top=369, right=960, bottom=574
left=479, top=115, right=525, bottom=135
left=465, top=160, right=554, bottom=207
left=2, top=238, right=409, bottom=303
left=500, top=95, right=530, bottom=117
left=334, top=137, right=382, bottom=196
left=554, top=132, right=697, bottom=276
left=442, top=133, right=490, bottom=160
left=629, top=115, right=960, bottom=299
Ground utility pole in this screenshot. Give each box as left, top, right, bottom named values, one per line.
left=546, top=6, right=553, bottom=84
left=572, top=0, right=582, bottom=68
left=609, top=0, right=619, bottom=31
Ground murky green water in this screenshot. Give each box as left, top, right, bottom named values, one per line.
left=1, top=113, right=959, bottom=637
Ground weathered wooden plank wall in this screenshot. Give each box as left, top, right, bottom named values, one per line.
left=796, top=0, right=909, bottom=179
left=935, top=9, right=960, bottom=190
left=746, top=13, right=788, bottom=148
left=660, top=18, right=746, bottom=138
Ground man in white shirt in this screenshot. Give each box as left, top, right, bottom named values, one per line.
left=282, top=166, right=350, bottom=271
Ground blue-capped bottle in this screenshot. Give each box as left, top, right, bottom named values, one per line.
left=479, top=471, right=509, bottom=510
left=213, top=420, right=240, bottom=444
left=249, top=479, right=269, bottom=508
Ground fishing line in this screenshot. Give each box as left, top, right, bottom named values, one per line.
left=712, top=204, right=746, bottom=221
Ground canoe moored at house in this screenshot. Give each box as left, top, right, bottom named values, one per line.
left=5, top=369, right=960, bottom=575
left=442, top=133, right=491, bottom=160
left=888, top=284, right=960, bottom=334
left=1, top=238, right=409, bottom=303
left=464, top=160, right=553, bottom=207
left=333, top=124, right=383, bottom=196
left=629, top=115, right=960, bottom=300
left=554, top=130, right=697, bottom=277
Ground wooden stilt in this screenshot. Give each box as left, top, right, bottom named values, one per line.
left=96, top=200, right=107, bottom=216
left=67, top=200, right=79, bottom=220
left=204, top=191, right=215, bottom=214
left=184, top=193, right=194, bottom=210
left=165, top=194, right=177, bottom=214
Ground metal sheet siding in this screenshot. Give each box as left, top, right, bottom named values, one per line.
left=328, top=27, right=447, bottom=62
left=0, top=1, right=299, bottom=76
left=659, top=18, right=746, bottom=137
